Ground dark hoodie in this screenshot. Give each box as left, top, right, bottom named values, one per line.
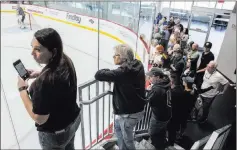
left=95, top=59, right=146, bottom=114
left=147, top=78, right=172, bottom=121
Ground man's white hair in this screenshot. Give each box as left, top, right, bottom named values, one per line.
left=209, top=61, right=218, bottom=68
left=114, top=44, right=134, bottom=62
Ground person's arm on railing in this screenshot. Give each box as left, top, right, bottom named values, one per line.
left=94, top=68, right=124, bottom=82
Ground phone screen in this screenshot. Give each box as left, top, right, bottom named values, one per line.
left=13, top=60, right=29, bottom=80
left=15, top=62, right=28, bottom=77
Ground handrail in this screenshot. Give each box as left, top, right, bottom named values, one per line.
left=204, top=124, right=232, bottom=149
left=78, top=79, right=98, bottom=90
left=80, top=91, right=113, bottom=105
left=78, top=79, right=113, bottom=149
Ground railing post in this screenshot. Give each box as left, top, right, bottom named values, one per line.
left=96, top=82, right=100, bottom=143
left=78, top=87, right=85, bottom=149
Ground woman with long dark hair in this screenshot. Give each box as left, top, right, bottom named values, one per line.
left=17, top=28, right=80, bottom=149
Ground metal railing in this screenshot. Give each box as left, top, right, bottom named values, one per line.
left=78, top=79, right=114, bottom=149
left=78, top=79, right=152, bottom=149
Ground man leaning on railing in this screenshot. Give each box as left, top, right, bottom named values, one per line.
left=94, top=44, right=146, bottom=150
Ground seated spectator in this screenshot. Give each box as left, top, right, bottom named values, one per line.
left=170, top=49, right=185, bottom=84
left=146, top=67, right=171, bottom=150
left=195, top=42, right=215, bottom=88
left=94, top=44, right=146, bottom=150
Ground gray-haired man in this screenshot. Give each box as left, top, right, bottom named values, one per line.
left=95, top=44, right=146, bottom=150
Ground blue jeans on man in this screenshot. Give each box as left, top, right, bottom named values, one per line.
left=114, top=111, right=144, bottom=150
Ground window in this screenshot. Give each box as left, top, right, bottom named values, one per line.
left=222, top=2, right=235, bottom=10
left=194, top=1, right=216, bottom=8
left=160, top=1, right=170, bottom=12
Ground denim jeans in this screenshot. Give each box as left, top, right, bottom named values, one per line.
left=149, top=113, right=169, bottom=150
left=114, top=111, right=144, bottom=150
left=38, top=114, right=81, bottom=150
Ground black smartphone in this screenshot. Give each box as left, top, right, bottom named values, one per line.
left=13, top=59, right=30, bottom=80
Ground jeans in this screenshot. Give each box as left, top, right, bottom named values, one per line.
left=199, top=96, right=214, bottom=121
left=149, top=113, right=169, bottom=150
left=38, top=114, right=81, bottom=150
left=114, top=111, right=144, bottom=150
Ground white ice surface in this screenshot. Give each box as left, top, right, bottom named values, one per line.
left=1, top=13, right=115, bottom=149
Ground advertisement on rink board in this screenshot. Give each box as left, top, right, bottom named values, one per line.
left=47, top=9, right=59, bottom=16
left=2, top=4, right=147, bottom=64
left=66, top=13, right=81, bottom=24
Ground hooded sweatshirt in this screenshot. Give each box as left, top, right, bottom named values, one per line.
left=95, top=59, right=146, bottom=114
left=147, top=78, right=172, bottom=121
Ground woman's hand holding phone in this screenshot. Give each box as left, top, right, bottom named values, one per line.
left=27, top=69, right=40, bottom=79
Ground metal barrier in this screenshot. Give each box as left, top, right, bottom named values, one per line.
left=134, top=101, right=152, bottom=137
left=78, top=79, right=152, bottom=149
left=78, top=79, right=113, bottom=149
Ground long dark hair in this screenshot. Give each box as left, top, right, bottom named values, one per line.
left=34, top=28, right=77, bottom=87
left=185, top=28, right=189, bottom=35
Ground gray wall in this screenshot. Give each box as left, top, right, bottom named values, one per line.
left=216, top=12, right=236, bottom=83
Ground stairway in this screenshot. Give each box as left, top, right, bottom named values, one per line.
left=91, top=136, right=185, bottom=150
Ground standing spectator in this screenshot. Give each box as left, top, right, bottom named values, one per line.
left=170, top=49, right=185, bottom=84
left=94, top=44, right=146, bottom=150
left=167, top=75, right=184, bottom=147
left=155, top=13, right=163, bottom=25
left=180, top=28, right=189, bottom=50
left=188, top=43, right=199, bottom=75
left=17, top=28, right=81, bottom=149
left=181, top=77, right=197, bottom=132
left=149, top=39, right=159, bottom=64
left=167, top=17, right=175, bottom=35
left=198, top=61, right=229, bottom=122
left=161, top=25, right=170, bottom=51
left=195, top=42, right=215, bottom=88
left=163, top=17, right=168, bottom=25
left=146, top=67, right=171, bottom=150
left=153, top=45, right=170, bottom=69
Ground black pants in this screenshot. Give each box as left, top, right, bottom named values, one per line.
left=199, top=96, right=214, bottom=121
left=195, top=72, right=205, bottom=89
left=21, top=15, right=25, bottom=22
left=149, top=113, right=169, bottom=150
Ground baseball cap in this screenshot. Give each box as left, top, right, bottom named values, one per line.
left=146, top=67, right=165, bottom=77
left=204, top=42, right=212, bottom=49
left=182, top=76, right=194, bottom=84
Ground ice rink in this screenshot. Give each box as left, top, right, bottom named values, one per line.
left=1, top=12, right=117, bottom=149
left=1, top=8, right=226, bottom=149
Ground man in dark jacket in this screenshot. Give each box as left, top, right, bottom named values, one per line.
left=146, top=67, right=171, bottom=150
left=195, top=42, right=215, bottom=88
left=95, top=44, right=145, bottom=150
left=170, top=48, right=185, bottom=84
left=167, top=75, right=184, bottom=147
